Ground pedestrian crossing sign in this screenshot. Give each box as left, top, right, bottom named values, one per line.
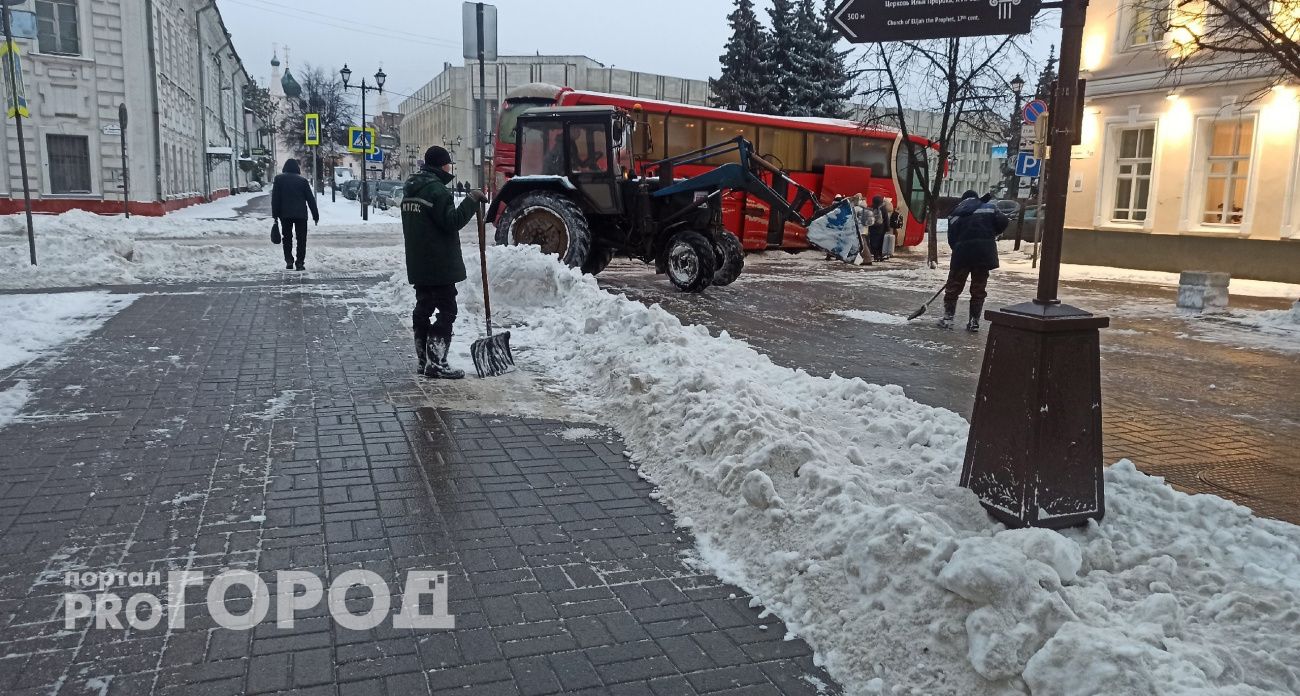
left=304, top=113, right=320, bottom=146
left=347, top=126, right=377, bottom=154
left=1, top=41, right=30, bottom=119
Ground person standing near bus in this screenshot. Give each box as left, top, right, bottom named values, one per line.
left=402, top=146, right=487, bottom=379
left=272, top=159, right=319, bottom=271
left=939, top=190, right=1008, bottom=332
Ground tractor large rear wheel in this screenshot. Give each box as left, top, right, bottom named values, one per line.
left=498, top=191, right=591, bottom=269
left=664, top=231, right=716, bottom=293
left=711, top=229, right=744, bottom=287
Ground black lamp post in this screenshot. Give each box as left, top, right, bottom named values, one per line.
left=1005, top=74, right=1027, bottom=249
left=2, top=0, right=36, bottom=264
left=341, top=64, right=385, bottom=221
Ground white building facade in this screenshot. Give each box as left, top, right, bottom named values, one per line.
left=0, top=0, right=256, bottom=216
left=399, top=56, right=713, bottom=188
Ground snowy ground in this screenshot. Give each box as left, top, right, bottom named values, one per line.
left=0, top=210, right=404, bottom=289
left=359, top=245, right=1300, bottom=696
left=0, top=291, right=137, bottom=428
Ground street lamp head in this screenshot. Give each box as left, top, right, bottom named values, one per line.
left=339, top=64, right=352, bottom=88
left=1010, top=74, right=1025, bottom=95
left=375, top=68, right=387, bottom=92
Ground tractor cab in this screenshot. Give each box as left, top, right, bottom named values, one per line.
left=508, top=105, right=633, bottom=216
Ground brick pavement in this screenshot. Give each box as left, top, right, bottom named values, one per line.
left=0, top=279, right=840, bottom=696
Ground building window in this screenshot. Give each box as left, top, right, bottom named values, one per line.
left=47, top=134, right=91, bottom=194
left=36, top=0, right=81, bottom=56
left=1201, top=119, right=1253, bottom=226
left=1126, top=0, right=1167, bottom=48
left=1111, top=127, right=1155, bottom=222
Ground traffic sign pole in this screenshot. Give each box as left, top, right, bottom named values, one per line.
left=3, top=4, right=35, bottom=265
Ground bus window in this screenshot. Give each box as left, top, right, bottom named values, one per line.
left=807, top=133, right=848, bottom=172
left=758, top=127, right=806, bottom=171
left=519, top=121, right=564, bottom=176
left=705, top=121, right=755, bottom=165
left=568, top=122, right=610, bottom=173
left=665, top=117, right=704, bottom=158
left=896, top=141, right=932, bottom=221
left=850, top=138, right=892, bottom=177
left=498, top=99, right=550, bottom=145
left=642, top=114, right=666, bottom=162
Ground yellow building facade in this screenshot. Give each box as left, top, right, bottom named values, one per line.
left=1062, top=0, right=1300, bottom=282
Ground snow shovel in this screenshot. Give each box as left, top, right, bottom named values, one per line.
left=470, top=203, right=515, bottom=378
left=907, top=284, right=948, bottom=321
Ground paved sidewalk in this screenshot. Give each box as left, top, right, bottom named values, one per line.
left=0, top=279, right=839, bottom=696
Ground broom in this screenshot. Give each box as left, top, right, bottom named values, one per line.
left=470, top=203, right=515, bottom=377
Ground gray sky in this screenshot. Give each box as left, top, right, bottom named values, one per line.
left=220, top=0, right=1059, bottom=111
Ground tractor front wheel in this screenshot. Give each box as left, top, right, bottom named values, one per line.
left=497, top=191, right=591, bottom=269
left=711, top=229, right=744, bottom=287
left=664, top=231, right=716, bottom=293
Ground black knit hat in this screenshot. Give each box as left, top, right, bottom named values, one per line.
left=424, top=146, right=453, bottom=169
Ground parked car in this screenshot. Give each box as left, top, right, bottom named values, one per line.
left=991, top=198, right=1021, bottom=217
left=340, top=179, right=362, bottom=200
left=374, top=180, right=405, bottom=210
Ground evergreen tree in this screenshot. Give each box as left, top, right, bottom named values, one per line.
left=710, top=0, right=773, bottom=113
left=765, top=0, right=803, bottom=114
left=811, top=0, right=854, bottom=118
left=784, top=0, right=827, bottom=116
left=1035, top=45, right=1057, bottom=101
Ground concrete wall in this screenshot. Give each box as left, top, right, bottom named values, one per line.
left=1063, top=227, right=1300, bottom=283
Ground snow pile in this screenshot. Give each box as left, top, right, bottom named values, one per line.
left=0, top=292, right=138, bottom=371
left=372, top=245, right=1300, bottom=695
left=0, top=211, right=403, bottom=289
left=0, top=381, right=30, bottom=429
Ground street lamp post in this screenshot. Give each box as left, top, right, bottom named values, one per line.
left=340, top=64, right=385, bottom=221
left=2, top=0, right=37, bottom=265
left=1004, top=74, right=1027, bottom=249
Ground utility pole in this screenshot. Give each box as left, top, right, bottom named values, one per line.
left=119, top=103, right=130, bottom=218
left=2, top=1, right=36, bottom=265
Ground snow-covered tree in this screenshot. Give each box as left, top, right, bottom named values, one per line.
left=711, top=0, right=773, bottom=113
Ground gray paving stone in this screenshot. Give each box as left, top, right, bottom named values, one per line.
left=0, top=280, right=841, bottom=695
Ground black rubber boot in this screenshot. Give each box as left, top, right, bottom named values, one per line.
left=414, top=329, right=428, bottom=375
left=424, top=336, right=465, bottom=380
left=937, top=301, right=957, bottom=329
left=967, top=300, right=985, bottom=332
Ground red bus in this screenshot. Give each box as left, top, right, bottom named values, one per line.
left=492, top=83, right=934, bottom=251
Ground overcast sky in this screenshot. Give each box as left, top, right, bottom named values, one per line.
left=219, top=0, right=1059, bottom=111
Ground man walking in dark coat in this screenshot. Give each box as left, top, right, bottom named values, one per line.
left=271, top=159, right=319, bottom=271
left=940, top=190, right=1008, bottom=332
left=402, top=146, right=487, bottom=379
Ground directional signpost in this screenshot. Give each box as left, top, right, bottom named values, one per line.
left=1, top=0, right=35, bottom=265
left=832, top=0, right=1108, bottom=530
left=832, top=0, right=1040, bottom=42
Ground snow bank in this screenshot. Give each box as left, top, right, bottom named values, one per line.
left=373, top=245, right=1300, bottom=695
left=0, top=292, right=138, bottom=371
left=0, top=211, right=403, bottom=289
left=0, top=381, right=30, bottom=428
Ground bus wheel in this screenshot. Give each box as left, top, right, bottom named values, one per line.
left=711, top=229, right=744, bottom=287
left=499, top=191, right=591, bottom=269
left=581, top=246, right=616, bottom=276
left=665, top=231, right=716, bottom=293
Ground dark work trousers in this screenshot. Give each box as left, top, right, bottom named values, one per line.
left=413, top=284, right=459, bottom=342
left=280, top=218, right=308, bottom=266
left=942, top=267, right=990, bottom=309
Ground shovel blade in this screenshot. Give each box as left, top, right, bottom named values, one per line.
left=471, top=331, right=515, bottom=378
left=907, top=305, right=928, bottom=321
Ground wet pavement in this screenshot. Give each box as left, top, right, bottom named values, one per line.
left=0, top=278, right=839, bottom=695
left=597, top=250, right=1300, bottom=525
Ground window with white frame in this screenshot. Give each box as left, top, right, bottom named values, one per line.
left=1200, top=119, right=1253, bottom=226
left=35, top=0, right=80, bottom=56
left=1125, top=0, right=1167, bottom=48
left=1111, top=127, right=1155, bottom=222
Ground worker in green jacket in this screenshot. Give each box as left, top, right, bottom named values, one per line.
left=402, top=146, right=487, bottom=379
